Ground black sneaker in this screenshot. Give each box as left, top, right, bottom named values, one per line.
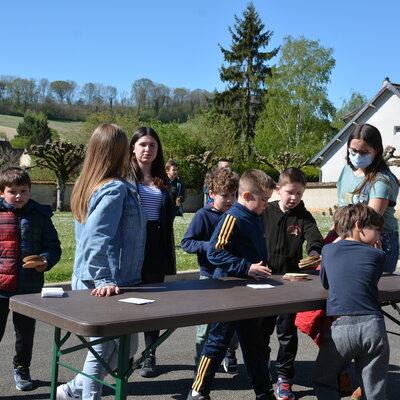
left=186, top=390, right=211, bottom=400
left=223, top=350, right=238, bottom=374
left=140, top=355, right=156, bottom=378
left=14, top=366, right=33, bottom=391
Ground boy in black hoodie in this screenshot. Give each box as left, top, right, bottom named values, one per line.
left=261, top=167, right=323, bottom=400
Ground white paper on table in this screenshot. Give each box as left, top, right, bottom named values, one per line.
left=41, top=287, right=64, bottom=297
left=246, top=284, right=275, bottom=289
left=119, top=297, right=155, bottom=305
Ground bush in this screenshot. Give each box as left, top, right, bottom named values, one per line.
left=302, top=166, right=320, bottom=182
left=225, top=162, right=320, bottom=183
left=10, top=136, right=30, bottom=149
left=233, top=161, right=280, bottom=182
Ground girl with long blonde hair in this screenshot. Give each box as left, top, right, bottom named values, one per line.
left=58, top=123, right=146, bottom=400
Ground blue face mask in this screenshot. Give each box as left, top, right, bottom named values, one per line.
left=349, top=152, right=373, bottom=169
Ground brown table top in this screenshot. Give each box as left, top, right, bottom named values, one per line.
left=9, top=273, right=400, bottom=337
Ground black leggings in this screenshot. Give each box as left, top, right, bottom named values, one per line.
left=0, top=297, right=36, bottom=368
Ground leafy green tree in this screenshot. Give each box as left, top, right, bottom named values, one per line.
left=331, top=90, right=368, bottom=131
left=50, top=80, right=77, bottom=103
left=255, top=35, right=336, bottom=158
left=145, top=119, right=205, bottom=188
left=181, top=110, right=239, bottom=160
left=213, top=2, right=279, bottom=157
left=28, top=140, right=86, bottom=211
left=131, top=78, right=155, bottom=112
left=12, top=111, right=53, bottom=148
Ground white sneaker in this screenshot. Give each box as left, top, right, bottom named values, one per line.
left=56, top=384, right=74, bottom=399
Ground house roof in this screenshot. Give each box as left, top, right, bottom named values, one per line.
left=340, top=83, right=400, bottom=123
left=312, top=80, right=400, bottom=164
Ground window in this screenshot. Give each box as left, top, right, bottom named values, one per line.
left=394, top=126, right=400, bottom=135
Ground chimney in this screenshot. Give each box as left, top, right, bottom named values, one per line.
left=383, top=77, right=390, bottom=87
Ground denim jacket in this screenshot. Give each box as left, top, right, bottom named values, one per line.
left=73, top=180, right=147, bottom=287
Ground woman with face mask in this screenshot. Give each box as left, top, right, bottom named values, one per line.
left=337, top=123, right=399, bottom=274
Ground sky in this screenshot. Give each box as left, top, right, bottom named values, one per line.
left=2, top=0, right=400, bottom=109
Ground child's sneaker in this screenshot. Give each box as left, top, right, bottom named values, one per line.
left=56, top=384, right=74, bottom=399
left=223, top=349, right=238, bottom=374
left=186, top=390, right=211, bottom=399
left=276, top=376, right=294, bottom=400
left=140, top=354, right=156, bottom=377
left=13, top=366, right=33, bottom=391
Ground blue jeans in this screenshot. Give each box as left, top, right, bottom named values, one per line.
left=313, top=315, right=389, bottom=400
left=381, top=232, right=399, bottom=273
left=66, top=276, right=138, bottom=400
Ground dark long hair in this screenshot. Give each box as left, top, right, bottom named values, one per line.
left=129, top=126, right=169, bottom=189
left=346, top=124, right=395, bottom=194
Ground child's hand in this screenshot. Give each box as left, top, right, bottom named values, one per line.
left=374, top=239, right=382, bottom=249
left=248, top=262, right=272, bottom=281
left=91, top=285, right=120, bottom=297
left=34, top=258, right=48, bottom=272
left=22, top=255, right=48, bottom=272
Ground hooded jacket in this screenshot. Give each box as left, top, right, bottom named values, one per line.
left=262, top=200, right=323, bottom=273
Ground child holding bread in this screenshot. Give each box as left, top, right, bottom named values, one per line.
left=261, top=167, right=323, bottom=400
left=0, top=167, right=61, bottom=391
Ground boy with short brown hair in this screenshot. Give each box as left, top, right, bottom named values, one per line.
left=0, top=167, right=61, bottom=391
left=165, top=159, right=185, bottom=216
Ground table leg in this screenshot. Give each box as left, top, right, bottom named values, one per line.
left=50, top=327, right=61, bottom=400
left=114, top=334, right=131, bottom=400
left=382, top=301, right=400, bottom=335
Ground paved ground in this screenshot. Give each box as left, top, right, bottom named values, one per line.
left=0, top=300, right=399, bottom=400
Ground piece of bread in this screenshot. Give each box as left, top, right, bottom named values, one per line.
left=22, top=255, right=46, bottom=269
left=282, top=272, right=309, bottom=281
left=298, top=255, right=321, bottom=269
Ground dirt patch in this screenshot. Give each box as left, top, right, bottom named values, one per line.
left=0, top=126, right=17, bottom=140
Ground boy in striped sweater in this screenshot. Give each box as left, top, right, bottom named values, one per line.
left=187, top=170, right=276, bottom=400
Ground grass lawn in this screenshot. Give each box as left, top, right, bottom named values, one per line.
left=47, top=211, right=335, bottom=283
left=0, top=113, right=84, bottom=140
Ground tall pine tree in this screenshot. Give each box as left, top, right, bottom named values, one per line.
left=213, top=3, right=279, bottom=157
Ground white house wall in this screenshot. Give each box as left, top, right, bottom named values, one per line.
left=320, top=91, right=400, bottom=182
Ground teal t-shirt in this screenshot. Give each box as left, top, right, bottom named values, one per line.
left=337, top=165, right=399, bottom=233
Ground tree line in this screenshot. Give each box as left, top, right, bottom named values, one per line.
left=0, top=76, right=214, bottom=123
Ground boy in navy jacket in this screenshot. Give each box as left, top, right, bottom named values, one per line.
left=187, top=170, right=276, bottom=400
left=181, top=168, right=239, bottom=365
